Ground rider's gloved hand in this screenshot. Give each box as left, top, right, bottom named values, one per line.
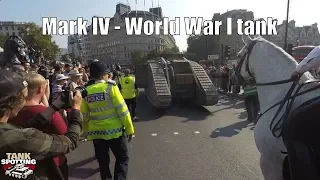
left=290, top=70, right=303, bottom=83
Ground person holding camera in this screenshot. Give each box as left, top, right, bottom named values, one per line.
left=9, top=73, right=69, bottom=179
left=0, top=69, right=83, bottom=180
left=81, top=61, right=134, bottom=180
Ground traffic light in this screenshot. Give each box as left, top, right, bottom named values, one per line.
left=224, top=45, right=231, bottom=58
left=287, top=44, right=294, bottom=56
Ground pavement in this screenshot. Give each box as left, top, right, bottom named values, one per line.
left=218, top=89, right=244, bottom=100
left=67, top=91, right=263, bottom=180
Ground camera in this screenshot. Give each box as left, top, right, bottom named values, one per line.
left=60, top=86, right=88, bottom=108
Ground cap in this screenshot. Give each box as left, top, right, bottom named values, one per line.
left=89, top=61, right=110, bottom=78
left=0, top=69, right=28, bottom=99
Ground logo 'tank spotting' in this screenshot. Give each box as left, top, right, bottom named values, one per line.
left=1, top=153, right=36, bottom=179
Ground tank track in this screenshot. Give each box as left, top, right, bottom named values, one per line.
left=188, top=60, right=219, bottom=106
left=145, top=62, right=172, bottom=108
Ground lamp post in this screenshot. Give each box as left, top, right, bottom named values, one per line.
left=283, top=0, right=291, bottom=50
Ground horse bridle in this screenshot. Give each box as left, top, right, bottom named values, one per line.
left=234, top=39, right=292, bottom=86
left=233, top=39, right=320, bottom=138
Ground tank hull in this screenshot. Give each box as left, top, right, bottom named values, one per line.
left=135, top=55, right=218, bottom=109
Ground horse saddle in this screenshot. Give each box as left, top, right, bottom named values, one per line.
left=282, top=96, right=320, bottom=180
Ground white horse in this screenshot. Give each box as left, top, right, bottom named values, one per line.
left=236, top=35, right=320, bottom=180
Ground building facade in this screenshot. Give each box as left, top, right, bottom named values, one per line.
left=82, top=25, right=93, bottom=64
left=212, top=9, right=255, bottom=56
left=269, top=20, right=320, bottom=47
left=91, top=3, right=176, bottom=67
left=0, top=21, right=26, bottom=36
left=210, top=9, right=320, bottom=62
left=55, top=48, right=68, bottom=61
left=67, top=34, right=85, bottom=63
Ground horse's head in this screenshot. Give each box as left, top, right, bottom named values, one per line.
left=232, top=35, right=263, bottom=86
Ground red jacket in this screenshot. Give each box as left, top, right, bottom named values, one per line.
left=9, top=105, right=67, bottom=166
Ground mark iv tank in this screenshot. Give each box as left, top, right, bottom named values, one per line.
left=135, top=53, right=219, bottom=109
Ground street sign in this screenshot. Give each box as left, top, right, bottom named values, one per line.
left=208, top=54, right=219, bottom=60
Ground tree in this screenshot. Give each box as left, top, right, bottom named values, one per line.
left=21, top=23, right=59, bottom=61
left=0, top=33, right=7, bottom=48
left=61, top=54, right=71, bottom=63
left=68, top=53, right=76, bottom=61
left=131, top=50, right=147, bottom=67
left=186, top=35, right=217, bottom=61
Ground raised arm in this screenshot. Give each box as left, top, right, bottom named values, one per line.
left=7, top=110, right=82, bottom=160
left=296, top=46, right=320, bottom=74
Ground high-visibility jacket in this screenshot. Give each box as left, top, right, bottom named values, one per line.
left=243, top=85, right=258, bottom=97
left=119, top=75, right=136, bottom=99
left=80, top=80, right=134, bottom=140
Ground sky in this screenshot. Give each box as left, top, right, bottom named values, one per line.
left=0, top=0, right=319, bottom=51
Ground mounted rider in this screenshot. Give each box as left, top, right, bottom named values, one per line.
left=291, top=45, right=320, bottom=80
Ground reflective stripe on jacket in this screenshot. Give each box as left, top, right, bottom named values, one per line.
left=119, top=76, right=136, bottom=99
left=80, top=80, right=134, bottom=140
left=243, top=85, right=257, bottom=97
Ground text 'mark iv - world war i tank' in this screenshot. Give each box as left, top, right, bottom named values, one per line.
left=135, top=53, right=219, bottom=109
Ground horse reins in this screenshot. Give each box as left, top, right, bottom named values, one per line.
left=234, top=40, right=320, bottom=138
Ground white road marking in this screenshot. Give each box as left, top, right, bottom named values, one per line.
left=194, top=131, right=200, bottom=134
left=151, top=133, right=157, bottom=136
left=174, top=132, right=179, bottom=135
left=132, top=135, right=135, bottom=138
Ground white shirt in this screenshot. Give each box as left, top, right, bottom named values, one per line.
left=296, top=46, right=320, bottom=73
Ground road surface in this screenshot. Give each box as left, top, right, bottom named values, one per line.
left=67, top=92, right=263, bottom=180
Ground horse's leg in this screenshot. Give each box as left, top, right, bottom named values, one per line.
left=255, top=118, right=287, bottom=180
left=260, top=153, right=284, bottom=180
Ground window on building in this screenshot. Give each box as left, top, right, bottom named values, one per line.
left=0, top=27, right=2, bottom=30
left=6, top=32, right=9, bottom=36
left=148, top=45, right=151, bottom=50
left=124, top=46, right=126, bottom=50
left=12, top=32, right=15, bottom=35
left=5, top=27, right=8, bottom=30
left=11, top=26, right=14, bottom=30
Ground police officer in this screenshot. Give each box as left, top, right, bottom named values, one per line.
left=119, top=69, right=139, bottom=121
left=243, top=84, right=260, bottom=124
left=80, top=61, right=134, bottom=180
